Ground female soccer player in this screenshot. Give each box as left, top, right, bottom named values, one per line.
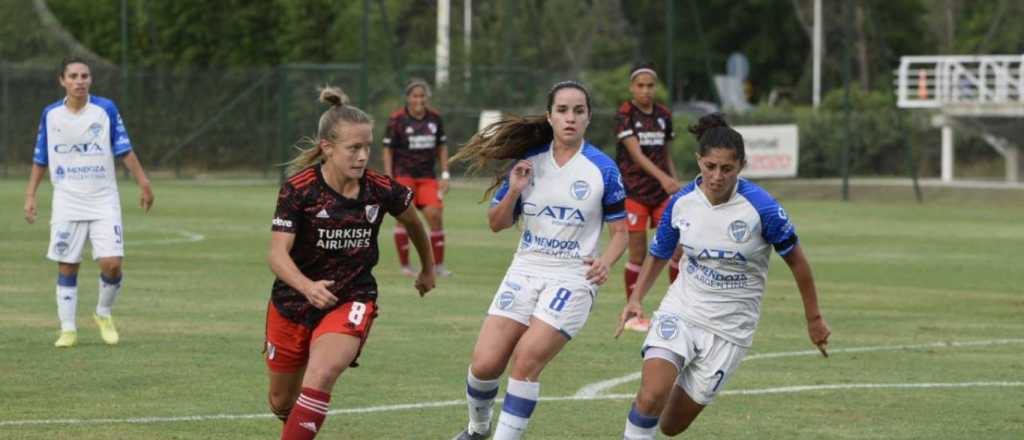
left=616, top=113, right=831, bottom=439
left=383, top=78, right=453, bottom=277
left=615, top=62, right=682, bottom=332
left=24, top=56, right=154, bottom=348
left=449, top=81, right=629, bottom=440
left=265, top=86, right=435, bottom=440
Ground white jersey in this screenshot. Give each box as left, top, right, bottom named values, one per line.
left=649, top=177, right=798, bottom=347
left=33, top=95, right=133, bottom=223
left=492, top=141, right=627, bottom=282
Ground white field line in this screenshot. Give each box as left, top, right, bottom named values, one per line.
left=128, top=230, right=205, bottom=246
left=2, top=338, right=1021, bottom=428
left=572, top=338, right=1024, bottom=398
left=2, top=382, right=1022, bottom=428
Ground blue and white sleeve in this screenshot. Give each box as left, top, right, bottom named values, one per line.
left=601, top=166, right=627, bottom=222
left=32, top=110, right=48, bottom=166
left=648, top=194, right=682, bottom=259
left=105, top=102, right=133, bottom=157
left=759, top=200, right=798, bottom=256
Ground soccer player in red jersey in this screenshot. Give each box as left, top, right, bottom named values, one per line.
left=615, top=63, right=683, bottom=332
left=382, top=78, right=453, bottom=277
left=265, top=86, right=436, bottom=440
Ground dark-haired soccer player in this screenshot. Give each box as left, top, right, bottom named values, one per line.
left=615, top=63, right=681, bottom=332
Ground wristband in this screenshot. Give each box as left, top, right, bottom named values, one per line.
left=441, top=171, right=451, bottom=180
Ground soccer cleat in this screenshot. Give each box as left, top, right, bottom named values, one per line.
left=93, top=314, right=120, bottom=345
left=54, top=330, right=77, bottom=348
left=400, top=265, right=417, bottom=277
left=435, top=265, right=454, bottom=277
left=623, top=317, right=651, bottom=333
left=451, top=428, right=490, bottom=440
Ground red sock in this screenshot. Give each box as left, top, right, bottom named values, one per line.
left=430, top=230, right=445, bottom=266
left=281, top=387, right=330, bottom=440
left=668, top=259, right=680, bottom=283
left=624, top=262, right=641, bottom=300
left=394, top=227, right=410, bottom=267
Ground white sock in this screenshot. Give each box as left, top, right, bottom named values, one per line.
left=96, top=273, right=122, bottom=317
left=493, top=378, right=540, bottom=440
left=623, top=401, right=659, bottom=440
left=465, top=366, right=500, bottom=434
left=56, top=273, right=78, bottom=331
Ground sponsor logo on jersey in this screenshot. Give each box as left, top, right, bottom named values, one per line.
left=521, top=202, right=585, bottom=226
left=56, top=165, right=107, bottom=181
left=365, top=204, right=380, bottom=223
left=570, top=180, right=591, bottom=201
left=272, top=217, right=293, bottom=228
left=55, top=165, right=65, bottom=182
left=316, top=227, right=373, bottom=250
left=54, top=143, right=104, bottom=155
left=497, top=291, right=515, bottom=310
left=316, top=209, right=330, bottom=219
left=684, top=245, right=748, bottom=264
left=637, top=131, right=666, bottom=147
left=657, top=316, right=679, bottom=340
left=728, top=220, right=751, bottom=243
left=521, top=230, right=582, bottom=258
left=408, top=134, right=436, bottom=150
left=685, top=257, right=751, bottom=289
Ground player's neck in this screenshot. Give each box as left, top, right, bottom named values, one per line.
left=64, top=95, right=88, bottom=112
left=321, top=164, right=360, bottom=198
left=407, top=105, right=426, bottom=119
left=699, top=182, right=731, bottom=206
left=551, top=138, right=582, bottom=166
left=631, top=99, right=654, bottom=114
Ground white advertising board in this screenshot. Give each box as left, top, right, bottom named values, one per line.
left=735, top=124, right=799, bottom=178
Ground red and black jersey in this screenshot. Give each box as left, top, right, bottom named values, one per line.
left=614, top=101, right=675, bottom=206
left=382, top=106, right=447, bottom=178
left=269, top=166, right=413, bottom=328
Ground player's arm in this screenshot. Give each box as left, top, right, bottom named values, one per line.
left=395, top=205, right=436, bottom=296
left=666, top=141, right=679, bottom=180
left=23, top=164, right=47, bottom=224
left=586, top=219, right=628, bottom=285
left=120, top=151, right=154, bottom=213
left=487, top=160, right=531, bottom=232
left=382, top=147, right=394, bottom=177
left=781, top=244, right=830, bottom=357
left=622, top=136, right=680, bottom=194
left=437, top=143, right=450, bottom=194
left=615, top=200, right=678, bottom=337
left=267, top=231, right=338, bottom=309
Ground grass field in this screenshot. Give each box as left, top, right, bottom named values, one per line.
left=1, top=177, right=1022, bottom=439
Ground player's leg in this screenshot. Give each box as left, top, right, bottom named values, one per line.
left=419, top=179, right=451, bottom=277
left=657, top=385, right=706, bottom=436
left=623, top=351, right=683, bottom=440
left=455, top=273, right=536, bottom=440
left=48, top=221, right=87, bottom=347
left=265, top=303, right=312, bottom=424
left=282, top=301, right=374, bottom=440
left=624, top=198, right=648, bottom=301
left=268, top=369, right=305, bottom=423
left=91, top=219, right=125, bottom=344
left=659, top=330, right=745, bottom=436
left=392, top=176, right=416, bottom=275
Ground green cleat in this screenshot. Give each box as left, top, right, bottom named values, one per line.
left=54, top=330, right=77, bottom=348
left=93, top=314, right=120, bottom=345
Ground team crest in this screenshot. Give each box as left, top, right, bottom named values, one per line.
left=405, top=126, right=414, bottom=134
left=676, top=218, right=692, bottom=232
left=627, top=212, right=638, bottom=226
left=54, top=241, right=69, bottom=256
left=656, top=316, right=680, bottom=340
left=570, top=180, right=591, bottom=200
left=428, top=122, right=437, bottom=134
left=728, top=220, right=751, bottom=243
left=88, top=122, right=103, bottom=140
left=497, top=291, right=516, bottom=310
left=365, top=204, right=380, bottom=222
left=657, top=118, right=666, bottom=130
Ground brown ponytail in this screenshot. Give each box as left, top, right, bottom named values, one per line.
left=285, top=86, right=373, bottom=176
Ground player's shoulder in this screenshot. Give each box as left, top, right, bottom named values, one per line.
left=41, top=99, right=63, bottom=116
left=580, top=142, right=616, bottom=170
left=521, top=143, right=551, bottom=160
left=285, top=166, right=319, bottom=191
left=616, top=101, right=634, bottom=115
left=88, top=95, right=119, bottom=113
left=388, top=107, right=407, bottom=120
left=363, top=169, right=396, bottom=191
left=426, top=107, right=443, bottom=119
left=736, top=178, right=781, bottom=212
left=654, top=102, right=672, bottom=116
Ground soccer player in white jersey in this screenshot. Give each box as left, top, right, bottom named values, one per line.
left=23, top=57, right=154, bottom=348
left=615, top=113, right=830, bottom=439
left=449, top=81, right=628, bottom=440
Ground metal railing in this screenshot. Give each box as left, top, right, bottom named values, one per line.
left=896, top=55, right=1024, bottom=108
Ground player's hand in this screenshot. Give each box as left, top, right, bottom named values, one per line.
left=807, top=315, right=831, bottom=358
left=139, top=182, right=154, bottom=213
left=614, top=301, right=645, bottom=338
left=584, top=256, right=610, bottom=286
left=508, top=160, right=533, bottom=193
left=438, top=178, right=450, bottom=196
left=414, top=269, right=435, bottom=297
left=302, top=280, right=338, bottom=309
left=660, top=177, right=682, bottom=195
left=24, top=195, right=37, bottom=224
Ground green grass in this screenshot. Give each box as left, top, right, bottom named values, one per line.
left=1, top=177, right=1022, bottom=439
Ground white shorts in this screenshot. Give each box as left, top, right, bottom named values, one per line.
left=47, top=219, right=125, bottom=263
left=486, top=270, right=596, bottom=339
left=641, top=311, right=748, bottom=405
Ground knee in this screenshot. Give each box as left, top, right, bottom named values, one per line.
left=634, top=387, right=669, bottom=415
left=508, top=355, right=547, bottom=381
left=304, top=362, right=346, bottom=390
left=268, top=390, right=296, bottom=422
left=99, top=261, right=122, bottom=278
left=470, top=356, right=505, bottom=381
